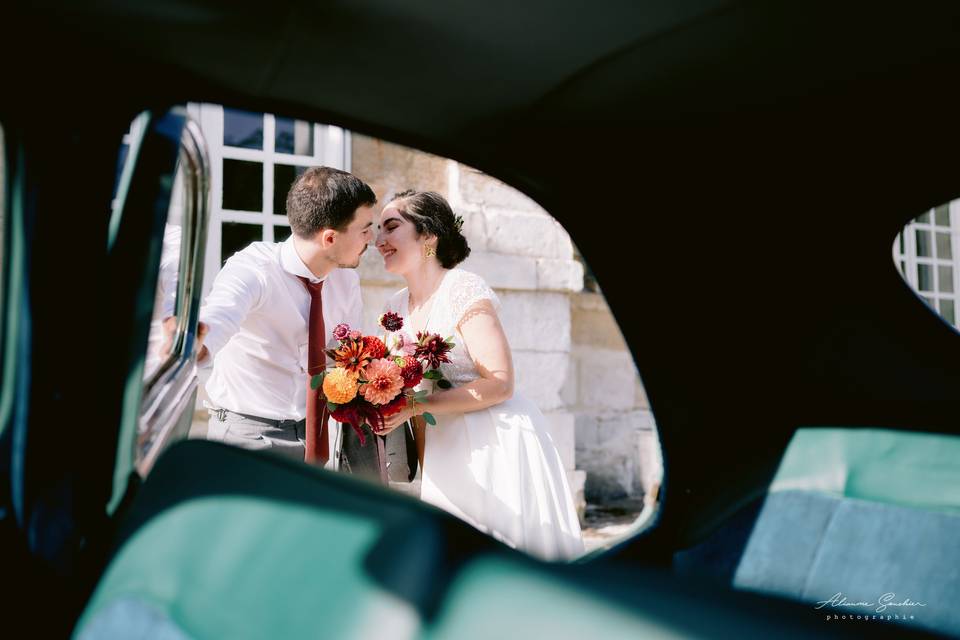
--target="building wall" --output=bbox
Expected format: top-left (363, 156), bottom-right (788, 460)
top-left (351, 134), bottom-right (663, 510)
top-left (565, 292), bottom-right (662, 501)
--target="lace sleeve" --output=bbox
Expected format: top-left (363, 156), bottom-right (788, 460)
top-left (447, 270), bottom-right (501, 327)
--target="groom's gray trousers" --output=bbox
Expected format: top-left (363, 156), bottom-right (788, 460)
top-left (207, 408), bottom-right (416, 482)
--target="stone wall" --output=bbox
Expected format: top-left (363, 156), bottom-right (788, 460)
top-left (351, 134), bottom-right (589, 515)
top-left (565, 292), bottom-right (662, 502)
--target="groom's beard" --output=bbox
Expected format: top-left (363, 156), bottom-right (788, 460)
top-left (336, 244), bottom-right (367, 269)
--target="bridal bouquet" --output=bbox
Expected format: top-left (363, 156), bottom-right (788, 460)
top-left (310, 311), bottom-right (453, 446)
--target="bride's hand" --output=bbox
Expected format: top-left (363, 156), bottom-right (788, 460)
top-left (376, 403), bottom-right (420, 435)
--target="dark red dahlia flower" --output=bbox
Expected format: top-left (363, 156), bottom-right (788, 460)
top-left (379, 311), bottom-right (404, 332)
top-left (415, 331), bottom-right (452, 370)
top-left (398, 355), bottom-right (424, 388)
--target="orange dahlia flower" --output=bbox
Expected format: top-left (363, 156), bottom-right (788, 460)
top-left (359, 359), bottom-right (404, 405)
top-left (322, 368), bottom-right (359, 404)
top-left (333, 339), bottom-right (373, 375)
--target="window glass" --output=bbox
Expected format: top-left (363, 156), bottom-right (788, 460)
top-left (274, 225), bottom-right (293, 243)
top-left (936, 232), bottom-right (952, 260)
top-left (221, 222), bottom-right (263, 266)
top-left (916, 229), bottom-right (932, 257)
top-left (223, 108), bottom-right (263, 150)
top-left (273, 164), bottom-right (308, 215)
top-left (222, 159), bottom-right (262, 212)
top-left (275, 117), bottom-right (314, 156)
top-left (893, 201), bottom-right (960, 330)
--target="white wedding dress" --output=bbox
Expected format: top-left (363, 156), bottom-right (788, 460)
top-left (385, 268), bottom-right (584, 561)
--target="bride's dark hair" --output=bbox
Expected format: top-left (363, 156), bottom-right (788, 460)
top-left (389, 190), bottom-right (471, 268)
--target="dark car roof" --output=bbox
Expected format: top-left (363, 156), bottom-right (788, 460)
top-left (7, 0), bottom-right (960, 547)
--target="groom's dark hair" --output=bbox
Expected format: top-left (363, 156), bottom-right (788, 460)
top-left (286, 166), bottom-right (377, 237)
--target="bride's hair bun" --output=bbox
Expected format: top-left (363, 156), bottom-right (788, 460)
top-left (390, 190), bottom-right (471, 268)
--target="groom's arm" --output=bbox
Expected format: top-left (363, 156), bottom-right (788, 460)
top-left (194, 258), bottom-right (267, 364)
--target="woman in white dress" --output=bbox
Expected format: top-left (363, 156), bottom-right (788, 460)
top-left (374, 190), bottom-right (584, 561)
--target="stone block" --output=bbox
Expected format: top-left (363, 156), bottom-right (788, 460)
top-left (634, 376), bottom-right (650, 410)
top-left (458, 167), bottom-right (542, 213)
top-left (571, 292), bottom-right (629, 350)
top-left (537, 258), bottom-right (583, 292)
top-left (459, 251), bottom-right (537, 290)
top-left (358, 249), bottom-right (404, 286)
top-left (460, 207), bottom-right (489, 252)
top-left (359, 285), bottom-right (398, 334)
top-left (544, 411), bottom-right (576, 471)
top-left (498, 291), bottom-right (570, 352)
top-left (574, 413), bottom-right (600, 450)
top-left (576, 409), bottom-right (661, 502)
top-left (484, 209), bottom-right (566, 258)
top-left (560, 359), bottom-right (579, 408)
top-left (577, 348), bottom-right (637, 410)
top-left (351, 134), bottom-right (449, 200)
top-left (567, 469), bottom-right (587, 521)
top-left (636, 427), bottom-right (664, 495)
top-left (512, 350), bottom-right (568, 412)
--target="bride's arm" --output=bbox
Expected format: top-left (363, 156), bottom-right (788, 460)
top-left (378, 298), bottom-right (513, 433)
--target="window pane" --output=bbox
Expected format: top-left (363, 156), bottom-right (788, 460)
top-left (221, 223), bottom-right (263, 265)
top-left (938, 265), bottom-right (954, 293)
top-left (936, 232), bottom-right (952, 260)
top-left (276, 117), bottom-right (314, 155)
top-left (922, 296), bottom-right (935, 308)
top-left (917, 211), bottom-right (931, 224)
top-left (223, 108), bottom-right (263, 150)
top-left (899, 261), bottom-right (906, 276)
top-left (898, 232), bottom-right (905, 254)
top-left (918, 264), bottom-right (933, 291)
top-left (274, 225), bottom-right (293, 243)
top-left (934, 204), bottom-right (951, 227)
top-left (222, 159), bottom-right (263, 212)
top-left (916, 229), bottom-right (932, 257)
top-left (940, 298), bottom-right (957, 325)
top-left (273, 164), bottom-right (308, 215)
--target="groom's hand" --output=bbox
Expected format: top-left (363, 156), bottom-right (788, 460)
top-left (160, 317), bottom-right (210, 362)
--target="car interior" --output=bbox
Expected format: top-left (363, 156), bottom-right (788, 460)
top-left (2, 2), bottom-right (959, 638)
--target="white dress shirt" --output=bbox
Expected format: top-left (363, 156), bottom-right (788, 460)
top-left (200, 237), bottom-right (362, 421)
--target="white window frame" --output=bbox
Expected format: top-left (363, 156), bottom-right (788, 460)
top-left (893, 199), bottom-right (960, 328)
top-left (194, 103), bottom-right (350, 297)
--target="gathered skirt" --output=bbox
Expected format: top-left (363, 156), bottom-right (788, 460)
top-left (420, 392), bottom-right (584, 561)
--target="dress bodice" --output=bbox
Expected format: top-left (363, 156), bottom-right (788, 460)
top-left (386, 268), bottom-right (501, 386)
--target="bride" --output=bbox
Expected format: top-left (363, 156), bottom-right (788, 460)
top-left (374, 190), bottom-right (584, 561)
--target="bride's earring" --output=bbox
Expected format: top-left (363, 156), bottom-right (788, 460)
top-left (423, 244), bottom-right (437, 259)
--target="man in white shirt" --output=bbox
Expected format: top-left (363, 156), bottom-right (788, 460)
top-left (193, 166), bottom-right (375, 464)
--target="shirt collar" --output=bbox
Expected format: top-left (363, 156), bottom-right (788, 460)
top-left (280, 236), bottom-right (326, 284)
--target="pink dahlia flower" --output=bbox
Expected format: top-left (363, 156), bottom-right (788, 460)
top-left (359, 358), bottom-right (404, 405)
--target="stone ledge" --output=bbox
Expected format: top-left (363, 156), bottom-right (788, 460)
top-left (458, 167), bottom-right (543, 213)
top-left (537, 257), bottom-right (583, 292)
top-left (460, 252), bottom-right (538, 290)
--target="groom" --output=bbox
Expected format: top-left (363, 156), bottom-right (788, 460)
top-left (187, 166), bottom-right (375, 465)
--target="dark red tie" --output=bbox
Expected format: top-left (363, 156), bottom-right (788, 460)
top-left (299, 277), bottom-right (329, 465)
